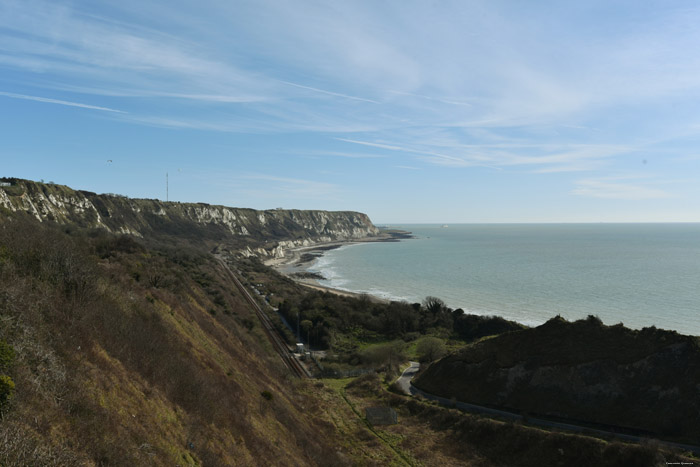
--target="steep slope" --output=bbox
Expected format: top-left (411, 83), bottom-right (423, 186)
top-left (0, 178), bottom-right (379, 257)
top-left (2, 187), bottom-right (697, 465)
top-left (0, 214), bottom-right (356, 465)
top-left (414, 315), bottom-right (700, 443)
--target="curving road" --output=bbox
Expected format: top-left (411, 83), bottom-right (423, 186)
top-left (395, 361), bottom-right (700, 456)
top-left (395, 361), bottom-right (420, 395)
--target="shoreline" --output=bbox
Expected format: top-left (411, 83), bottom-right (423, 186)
top-left (264, 227), bottom-right (699, 337)
top-left (266, 232), bottom-right (546, 322)
top-left (266, 229), bottom-right (411, 303)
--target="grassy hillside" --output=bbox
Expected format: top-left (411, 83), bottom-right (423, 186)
top-left (0, 212), bottom-right (360, 465)
top-left (340, 373), bottom-right (696, 467)
top-left (2, 183), bottom-right (697, 465)
top-left (414, 315), bottom-right (700, 444)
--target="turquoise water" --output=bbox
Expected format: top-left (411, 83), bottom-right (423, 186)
top-left (309, 224), bottom-right (700, 336)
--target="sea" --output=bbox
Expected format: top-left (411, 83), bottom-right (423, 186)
top-left (307, 224), bottom-right (700, 336)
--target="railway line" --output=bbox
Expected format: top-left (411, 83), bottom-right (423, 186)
top-left (215, 256), bottom-right (309, 379)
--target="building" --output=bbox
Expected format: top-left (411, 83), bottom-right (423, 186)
top-left (365, 407), bottom-right (398, 426)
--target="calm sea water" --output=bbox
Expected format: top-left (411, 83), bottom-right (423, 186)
top-left (308, 224), bottom-right (700, 336)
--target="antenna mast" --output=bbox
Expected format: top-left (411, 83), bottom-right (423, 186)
top-left (166, 172), bottom-right (169, 202)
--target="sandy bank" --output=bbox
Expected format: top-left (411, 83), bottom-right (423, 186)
top-left (267, 230), bottom-right (411, 303)
top-left (264, 230), bottom-right (409, 270)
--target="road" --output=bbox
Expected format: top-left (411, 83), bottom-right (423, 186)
top-left (395, 361), bottom-right (420, 395)
top-left (395, 361), bottom-right (700, 455)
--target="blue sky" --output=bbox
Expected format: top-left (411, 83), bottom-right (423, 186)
top-left (2, 0), bottom-right (700, 223)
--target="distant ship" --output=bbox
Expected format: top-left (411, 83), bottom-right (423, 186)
top-left (441, 224), bottom-right (449, 228)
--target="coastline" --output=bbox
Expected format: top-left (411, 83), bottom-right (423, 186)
top-left (266, 229), bottom-right (411, 303)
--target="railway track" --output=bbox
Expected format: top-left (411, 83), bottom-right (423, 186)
top-left (215, 256), bottom-right (309, 379)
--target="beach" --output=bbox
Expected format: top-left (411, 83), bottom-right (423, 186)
top-left (285, 223), bottom-right (700, 336)
top-left (265, 230), bottom-right (410, 302)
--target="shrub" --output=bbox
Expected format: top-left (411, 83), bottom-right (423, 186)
top-left (416, 337), bottom-right (447, 363)
top-left (0, 340), bottom-right (15, 371)
top-left (585, 314), bottom-right (604, 326)
top-left (0, 374), bottom-right (15, 408)
top-left (0, 340), bottom-right (15, 409)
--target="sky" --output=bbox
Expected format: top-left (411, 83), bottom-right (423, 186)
top-left (2, 0), bottom-right (700, 223)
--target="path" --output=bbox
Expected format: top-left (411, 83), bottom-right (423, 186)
top-left (395, 361), bottom-right (700, 455)
top-left (395, 361), bottom-right (420, 395)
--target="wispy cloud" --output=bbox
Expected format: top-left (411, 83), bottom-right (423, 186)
top-left (0, 1), bottom-right (274, 104)
top-left (396, 165), bottom-right (421, 170)
top-left (241, 174), bottom-right (339, 199)
top-left (386, 90), bottom-right (472, 107)
top-left (672, 153), bottom-right (700, 162)
top-left (279, 81), bottom-right (379, 104)
top-left (335, 138), bottom-right (405, 151)
top-left (336, 138), bottom-right (476, 167)
top-left (3, 0), bottom-right (699, 141)
top-left (152, 93), bottom-right (268, 103)
top-left (3, 0), bottom-right (700, 221)
top-left (121, 115), bottom-right (270, 133)
top-left (0, 91), bottom-right (125, 113)
top-left (311, 151), bottom-right (387, 159)
top-left (572, 176), bottom-right (673, 200)
top-left (338, 136), bottom-right (628, 172)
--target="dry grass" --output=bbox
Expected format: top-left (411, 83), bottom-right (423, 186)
top-left (338, 372), bottom-right (696, 467)
top-left (0, 215), bottom-right (358, 465)
top-left (2, 212), bottom-right (693, 466)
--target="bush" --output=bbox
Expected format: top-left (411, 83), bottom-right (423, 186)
top-left (0, 340), bottom-right (15, 410)
top-left (416, 337), bottom-right (447, 363)
top-left (0, 374), bottom-right (15, 408)
top-left (0, 340), bottom-right (15, 371)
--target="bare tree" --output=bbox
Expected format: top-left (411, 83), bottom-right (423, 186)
top-left (417, 337), bottom-right (447, 363)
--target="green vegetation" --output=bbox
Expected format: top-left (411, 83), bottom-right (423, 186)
top-left (415, 314), bottom-right (700, 444)
top-left (0, 374), bottom-right (14, 408)
top-left (0, 213), bottom-right (355, 465)
top-left (279, 292), bottom-right (524, 349)
top-left (0, 177), bottom-right (379, 250)
top-left (0, 339), bottom-right (15, 371)
top-left (276, 291), bottom-right (524, 376)
top-left (415, 337), bottom-right (446, 363)
top-left (0, 324), bottom-right (17, 411)
top-left (2, 179), bottom-right (695, 465)
top-left (338, 372), bottom-right (693, 467)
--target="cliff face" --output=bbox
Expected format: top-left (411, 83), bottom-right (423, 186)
top-left (0, 178), bottom-right (379, 257)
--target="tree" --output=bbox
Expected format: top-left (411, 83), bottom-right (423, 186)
top-left (300, 319), bottom-right (313, 346)
top-left (423, 296), bottom-right (446, 315)
top-left (361, 341), bottom-right (408, 375)
top-left (421, 296), bottom-right (449, 330)
top-left (416, 337), bottom-right (447, 364)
